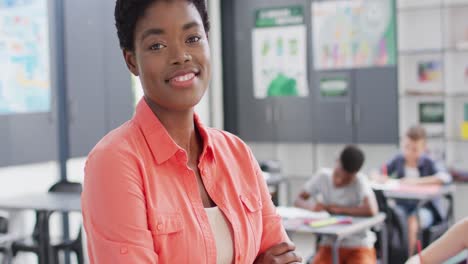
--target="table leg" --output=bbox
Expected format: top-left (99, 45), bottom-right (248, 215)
top-left (332, 239), bottom-right (340, 264)
top-left (379, 223), bottom-right (388, 264)
top-left (37, 211), bottom-right (51, 264)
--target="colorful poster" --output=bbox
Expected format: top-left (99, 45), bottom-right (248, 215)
top-left (462, 103), bottom-right (468, 139)
top-left (252, 6), bottom-right (308, 99)
top-left (419, 102), bottom-right (444, 124)
top-left (0, 0), bottom-right (51, 114)
top-left (312, 0), bottom-right (396, 70)
top-left (418, 60), bottom-right (441, 83)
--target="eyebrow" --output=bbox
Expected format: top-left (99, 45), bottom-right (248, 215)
top-left (140, 21), bottom-right (201, 41)
top-left (182, 21), bottom-right (201, 31)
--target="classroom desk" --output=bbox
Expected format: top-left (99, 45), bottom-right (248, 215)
top-left (0, 193), bottom-right (81, 264)
top-left (380, 184), bottom-right (456, 223)
top-left (283, 212), bottom-right (387, 264)
top-left (375, 183), bottom-right (456, 243)
top-left (382, 184), bottom-right (456, 202)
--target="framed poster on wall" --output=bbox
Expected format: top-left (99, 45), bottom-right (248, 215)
top-left (0, 0), bottom-right (51, 114)
top-left (252, 6), bottom-right (309, 99)
top-left (312, 0), bottom-right (397, 70)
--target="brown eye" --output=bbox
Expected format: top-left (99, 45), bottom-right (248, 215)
top-left (186, 36), bottom-right (201, 44)
top-left (150, 43), bottom-right (166, 51)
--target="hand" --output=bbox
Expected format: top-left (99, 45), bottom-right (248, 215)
top-left (399, 178), bottom-right (419, 185)
top-left (326, 205), bottom-right (343, 215)
top-left (254, 241), bottom-right (302, 264)
top-left (314, 203), bottom-right (327, 212)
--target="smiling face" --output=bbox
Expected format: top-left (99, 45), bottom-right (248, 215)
top-left (123, 0), bottom-right (211, 112)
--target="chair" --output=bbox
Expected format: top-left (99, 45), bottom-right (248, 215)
top-left (373, 189), bottom-right (409, 264)
top-left (12, 181), bottom-right (84, 264)
top-left (0, 216), bottom-right (14, 264)
top-left (258, 160), bottom-right (283, 205)
top-left (421, 192), bottom-right (454, 248)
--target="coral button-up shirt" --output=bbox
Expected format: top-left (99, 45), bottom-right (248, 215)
top-left (82, 99), bottom-right (289, 263)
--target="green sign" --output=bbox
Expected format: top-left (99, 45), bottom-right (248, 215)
top-left (320, 77), bottom-right (349, 98)
top-left (255, 6), bottom-right (304, 28)
top-left (464, 103), bottom-right (468, 122)
top-left (419, 102), bottom-right (444, 124)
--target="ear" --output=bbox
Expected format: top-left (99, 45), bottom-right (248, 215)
top-left (123, 49), bottom-right (139, 76)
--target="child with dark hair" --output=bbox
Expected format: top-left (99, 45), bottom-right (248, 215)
top-left (295, 145), bottom-right (379, 264)
top-left (382, 125), bottom-right (452, 256)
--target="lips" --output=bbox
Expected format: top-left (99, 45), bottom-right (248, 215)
top-left (166, 68), bottom-right (200, 83)
top-left (165, 68), bottom-right (201, 88)
top-left (173, 72), bottom-right (196, 82)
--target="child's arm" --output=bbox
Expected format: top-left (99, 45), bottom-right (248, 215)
top-left (294, 171), bottom-right (325, 212)
top-left (401, 176), bottom-right (445, 185)
top-left (406, 218), bottom-right (468, 264)
top-left (327, 196), bottom-right (378, 217)
top-left (401, 161), bottom-right (451, 186)
top-left (294, 191), bottom-right (314, 211)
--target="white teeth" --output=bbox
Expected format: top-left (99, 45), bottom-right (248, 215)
top-left (174, 73), bottom-right (195, 82)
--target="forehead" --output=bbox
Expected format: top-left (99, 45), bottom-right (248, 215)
top-left (404, 137), bottom-right (424, 146)
top-left (136, 1), bottom-right (202, 31)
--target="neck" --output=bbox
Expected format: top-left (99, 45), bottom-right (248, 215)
top-left (145, 97), bottom-right (198, 155)
top-left (405, 158), bottom-right (419, 168)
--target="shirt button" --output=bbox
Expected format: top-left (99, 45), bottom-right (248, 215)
top-left (120, 247), bottom-right (128, 254)
top-left (157, 223), bottom-right (163, 230)
top-left (237, 255), bottom-right (241, 261)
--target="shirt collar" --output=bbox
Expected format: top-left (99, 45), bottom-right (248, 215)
top-left (133, 98), bottom-right (214, 165)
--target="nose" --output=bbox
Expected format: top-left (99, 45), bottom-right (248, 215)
top-left (169, 43), bottom-right (192, 65)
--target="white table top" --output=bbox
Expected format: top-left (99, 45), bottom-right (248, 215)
top-left (283, 212), bottom-right (386, 239)
top-left (382, 184), bottom-right (456, 201)
top-left (0, 193), bottom-right (81, 212)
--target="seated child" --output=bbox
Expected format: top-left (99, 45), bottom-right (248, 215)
top-left (294, 145), bottom-right (379, 264)
top-left (382, 125), bottom-right (452, 256)
top-left (406, 217), bottom-right (468, 264)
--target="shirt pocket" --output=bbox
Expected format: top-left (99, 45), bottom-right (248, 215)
top-left (149, 211), bottom-right (184, 255)
top-left (240, 193), bottom-right (263, 252)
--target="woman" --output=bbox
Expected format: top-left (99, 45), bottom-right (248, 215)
top-left (81, 0), bottom-right (302, 263)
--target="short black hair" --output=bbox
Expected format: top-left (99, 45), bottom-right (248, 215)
top-left (115, 0), bottom-right (210, 51)
top-left (340, 145), bottom-right (365, 174)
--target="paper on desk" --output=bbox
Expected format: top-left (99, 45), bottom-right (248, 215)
top-left (276, 206), bottom-right (330, 220)
top-left (371, 178), bottom-right (400, 190)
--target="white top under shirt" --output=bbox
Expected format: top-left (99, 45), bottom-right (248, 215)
top-left (405, 166), bottom-right (421, 179)
top-left (204, 206), bottom-right (234, 264)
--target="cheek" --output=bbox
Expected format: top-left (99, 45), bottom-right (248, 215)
top-left (138, 55), bottom-right (164, 80)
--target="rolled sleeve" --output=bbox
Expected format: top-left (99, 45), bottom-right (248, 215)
top-left (434, 162), bottom-right (453, 184)
top-left (435, 171), bottom-right (452, 184)
top-left (82, 149), bottom-right (158, 264)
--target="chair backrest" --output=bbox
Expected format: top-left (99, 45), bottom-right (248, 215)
top-left (372, 189), bottom-right (409, 263)
top-left (258, 160), bottom-right (281, 174)
top-left (0, 216), bottom-right (8, 234)
top-left (32, 181), bottom-right (82, 240)
top-left (48, 181), bottom-right (82, 194)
